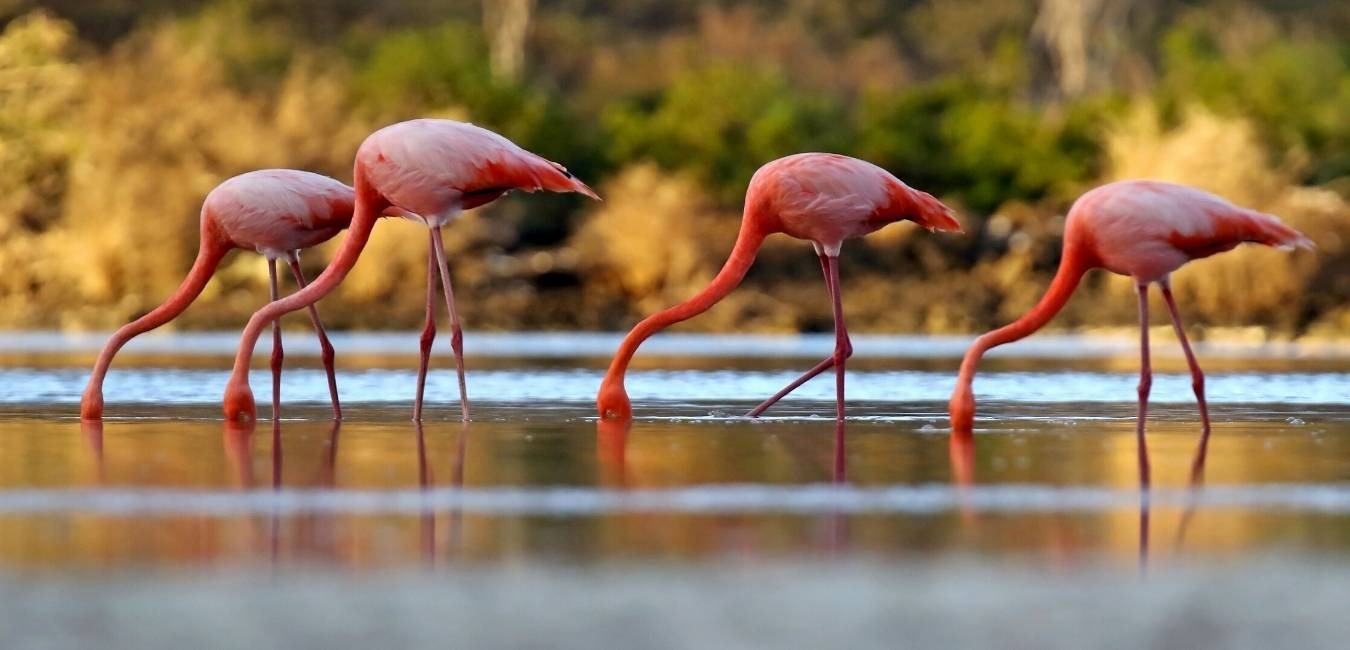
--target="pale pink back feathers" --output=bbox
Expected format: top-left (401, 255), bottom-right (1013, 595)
top-left (1071, 180), bottom-right (1312, 281)
top-left (205, 169), bottom-right (355, 257)
top-left (355, 119), bottom-right (598, 221)
top-left (749, 153), bottom-right (961, 254)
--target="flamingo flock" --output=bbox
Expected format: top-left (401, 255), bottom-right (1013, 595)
top-left (80, 117), bottom-right (1314, 482)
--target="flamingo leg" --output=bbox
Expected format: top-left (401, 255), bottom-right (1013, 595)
top-left (413, 230), bottom-right (438, 421)
top-left (1159, 282), bottom-right (1211, 481)
top-left (746, 254), bottom-right (853, 417)
top-left (430, 227), bottom-right (470, 421)
top-left (268, 259), bottom-right (284, 422)
top-left (826, 255), bottom-right (849, 420)
top-left (1134, 282), bottom-right (1152, 487)
top-left (286, 252), bottom-right (342, 421)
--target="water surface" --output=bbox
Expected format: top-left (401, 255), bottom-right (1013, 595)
top-left (0, 332), bottom-right (1346, 571)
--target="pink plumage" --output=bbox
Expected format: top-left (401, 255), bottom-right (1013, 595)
top-left (356, 119), bottom-right (598, 224)
top-left (1071, 180), bottom-right (1313, 282)
top-left (751, 153), bottom-right (962, 255)
top-left (208, 169), bottom-right (355, 257)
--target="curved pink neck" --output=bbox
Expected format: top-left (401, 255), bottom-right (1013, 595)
top-left (955, 245), bottom-right (1093, 390)
top-left (85, 234), bottom-right (231, 394)
top-left (227, 173), bottom-right (387, 383)
top-left (602, 224), bottom-right (767, 389)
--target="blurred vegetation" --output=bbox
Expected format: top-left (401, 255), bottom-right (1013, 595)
top-left (0, 0), bottom-right (1346, 338)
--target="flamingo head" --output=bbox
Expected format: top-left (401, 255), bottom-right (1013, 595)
top-left (596, 378), bottom-right (633, 421)
top-left (948, 383), bottom-right (976, 436)
top-left (223, 380), bottom-right (257, 423)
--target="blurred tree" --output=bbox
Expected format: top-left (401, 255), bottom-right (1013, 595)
top-left (484, 0), bottom-right (534, 82)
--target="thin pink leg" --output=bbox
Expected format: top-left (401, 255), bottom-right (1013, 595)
top-left (1136, 281), bottom-right (1153, 572)
top-left (825, 255), bottom-right (849, 420)
top-left (1159, 282), bottom-right (1211, 482)
top-left (747, 254), bottom-right (852, 417)
top-left (413, 231), bottom-right (437, 421)
top-left (286, 253), bottom-right (341, 421)
top-left (430, 228), bottom-right (469, 421)
top-left (268, 259), bottom-right (284, 422)
top-left (1134, 282), bottom-right (1152, 488)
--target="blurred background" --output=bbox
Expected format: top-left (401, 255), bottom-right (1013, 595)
top-left (0, 0), bottom-right (1346, 338)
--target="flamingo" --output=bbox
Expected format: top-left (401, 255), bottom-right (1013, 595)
top-left (222, 119), bottom-right (598, 423)
top-left (597, 153), bottom-right (962, 421)
top-left (948, 180), bottom-right (1313, 482)
top-left (81, 169), bottom-right (358, 421)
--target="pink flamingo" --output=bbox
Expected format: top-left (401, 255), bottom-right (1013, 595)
top-left (949, 180), bottom-right (1313, 482)
top-left (222, 119), bottom-right (598, 423)
top-left (597, 153), bottom-right (962, 421)
top-left (81, 169), bottom-right (357, 421)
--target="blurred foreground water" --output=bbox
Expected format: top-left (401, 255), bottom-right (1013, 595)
top-left (0, 332), bottom-right (1345, 572)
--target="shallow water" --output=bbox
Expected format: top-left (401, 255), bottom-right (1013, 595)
top-left (0, 332), bottom-right (1347, 572)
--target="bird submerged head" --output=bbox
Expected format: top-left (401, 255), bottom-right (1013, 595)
top-left (948, 383), bottom-right (976, 437)
top-left (596, 378), bottom-right (633, 421)
top-left (223, 381), bottom-right (257, 424)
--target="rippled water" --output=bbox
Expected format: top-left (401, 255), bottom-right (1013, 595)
top-left (0, 332), bottom-right (1347, 571)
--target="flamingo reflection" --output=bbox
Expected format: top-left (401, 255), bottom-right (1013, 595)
top-left (80, 420), bottom-right (105, 484)
top-left (415, 421), bottom-right (434, 565)
top-left (1174, 429), bottom-right (1214, 552)
top-left (596, 418), bottom-right (631, 489)
top-left (414, 421), bottom-right (469, 566)
top-left (948, 432), bottom-right (976, 528)
top-left (761, 419), bottom-right (850, 554)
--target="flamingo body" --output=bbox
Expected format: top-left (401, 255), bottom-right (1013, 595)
top-left (222, 119), bottom-right (598, 423)
top-left (757, 153), bottom-right (959, 255)
top-left (1073, 180), bottom-right (1310, 282)
top-left (208, 170), bottom-right (355, 258)
top-left (949, 179), bottom-right (1313, 483)
top-left (357, 119), bottom-right (596, 224)
top-left (597, 152), bottom-right (962, 421)
top-left (81, 169), bottom-right (354, 420)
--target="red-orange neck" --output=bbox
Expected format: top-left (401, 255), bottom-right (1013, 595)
top-left (956, 244), bottom-right (1095, 389)
top-left (598, 222), bottom-right (769, 416)
top-left (82, 229), bottom-right (232, 419)
top-left (223, 170), bottom-right (389, 422)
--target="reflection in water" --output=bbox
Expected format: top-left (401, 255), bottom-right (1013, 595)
top-left (600, 417), bottom-right (854, 556)
top-left (596, 418), bottom-right (630, 489)
top-left (414, 421), bottom-right (469, 566)
top-left (415, 421), bottom-right (434, 565)
top-left (949, 433), bottom-right (976, 529)
top-left (0, 402), bottom-right (1345, 569)
top-left (80, 420), bottom-right (105, 484)
top-left (1174, 431), bottom-right (1214, 552)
